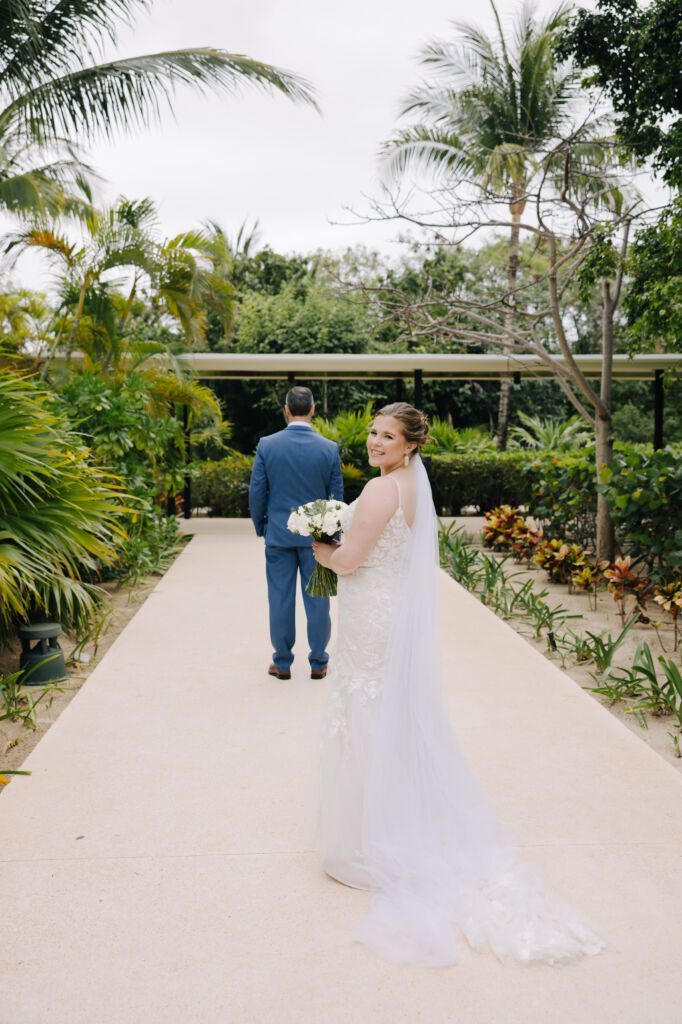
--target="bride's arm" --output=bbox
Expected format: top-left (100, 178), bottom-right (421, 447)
top-left (313, 477), bottom-right (398, 575)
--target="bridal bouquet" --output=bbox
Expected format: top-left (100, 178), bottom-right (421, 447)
top-left (287, 498), bottom-right (348, 597)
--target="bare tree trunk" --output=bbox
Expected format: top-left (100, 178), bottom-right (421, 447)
top-left (496, 194), bottom-right (525, 450)
top-left (595, 281), bottom-right (615, 561)
top-left (496, 378), bottom-right (512, 449)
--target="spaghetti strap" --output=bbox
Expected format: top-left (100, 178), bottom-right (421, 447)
top-left (388, 473), bottom-right (402, 509)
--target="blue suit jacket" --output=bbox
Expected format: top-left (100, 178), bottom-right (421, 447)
top-left (249, 424), bottom-right (344, 547)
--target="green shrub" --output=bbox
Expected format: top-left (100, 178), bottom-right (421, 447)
top-left (0, 373), bottom-right (125, 642)
top-left (193, 452), bottom-right (254, 516)
top-left (525, 449), bottom-right (599, 548)
top-left (424, 419), bottom-right (496, 455)
top-left (601, 445), bottom-right (682, 578)
top-left (315, 403), bottom-right (374, 467)
top-left (55, 370), bottom-right (224, 579)
top-left (525, 443), bottom-right (682, 577)
top-left (429, 451), bottom-right (536, 514)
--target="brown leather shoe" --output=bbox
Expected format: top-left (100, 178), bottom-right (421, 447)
top-left (310, 666), bottom-right (328, 680)
top-left (268, 663), bottom-right (291, 680)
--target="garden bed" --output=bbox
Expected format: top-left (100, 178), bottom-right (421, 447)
top-left (445, 519), bottom-right (682, 773)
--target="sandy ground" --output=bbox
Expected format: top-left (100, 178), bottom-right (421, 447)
top-left (1, 577), bottom-right (159, 776)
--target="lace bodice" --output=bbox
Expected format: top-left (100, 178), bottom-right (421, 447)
top-left (339, 497), bottom-right (410, 569)
top-left (323, 494), bottom-right (410, 747)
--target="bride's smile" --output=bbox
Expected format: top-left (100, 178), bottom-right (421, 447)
top-left (367, 415), bottom-right (416, 472)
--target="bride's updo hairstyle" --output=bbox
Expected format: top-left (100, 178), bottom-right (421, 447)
top-left (376, 402), bottom-right (430, 458)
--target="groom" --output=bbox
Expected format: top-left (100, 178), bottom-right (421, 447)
top-left (249, 386), bottom-right (344, 681)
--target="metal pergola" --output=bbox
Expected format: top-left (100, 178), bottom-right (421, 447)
top-left (160, 352), bottom-right (681, 516)
top-left (178, 351), bottom-right (681, 447)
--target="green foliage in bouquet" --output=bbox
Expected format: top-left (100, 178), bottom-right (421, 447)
top-left (0, 373), bottom-right (126, 643)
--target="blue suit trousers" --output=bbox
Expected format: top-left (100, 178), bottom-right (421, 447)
top-left (265, 545), bottom-right (331, 672)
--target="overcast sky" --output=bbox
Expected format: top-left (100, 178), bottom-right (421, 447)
top-left (8, 0), bottom-right (601, 291)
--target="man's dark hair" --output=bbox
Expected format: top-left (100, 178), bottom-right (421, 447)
top-left (285, 386), bottom-right (314, 416)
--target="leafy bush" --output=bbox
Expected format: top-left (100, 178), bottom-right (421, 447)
top-left (525, 443), bottom-right (682, 576)
top-left (525, 449), bottom-right (598, 548)
top-left (315, 403), bottom-right (374, 467)
top-left (600, 445), bottom-right (682, 578)
top-left (424, 419), bottom-right (496, 455)
top-left (193, 452), bottom-right (254, 516)
top-left (509, 411), bottom-right (592, 450)
top-left (55, 370), bottom-right (225, 578)
top-left (0, 373), bottom-right (125, 642)
top-left (429, 451), bottom-right (536, 513)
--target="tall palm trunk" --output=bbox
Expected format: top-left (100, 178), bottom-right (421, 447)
top-left (64, 276), bottom-right (89, 363)
top-left (496, 192), bottom-right (525, 450)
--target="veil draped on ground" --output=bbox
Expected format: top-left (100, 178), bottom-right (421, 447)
top-left (353, 456), bottom-right (605, 966)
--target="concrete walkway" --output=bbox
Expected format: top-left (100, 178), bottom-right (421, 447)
top-left (2, 520), bottom-right (681, 1024)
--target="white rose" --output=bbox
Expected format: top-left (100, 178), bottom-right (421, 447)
top-left (322, 511), bottom-right (341, 535)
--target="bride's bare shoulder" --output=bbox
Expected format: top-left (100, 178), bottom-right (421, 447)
top-left (357, 475), bottom-right (399, 513)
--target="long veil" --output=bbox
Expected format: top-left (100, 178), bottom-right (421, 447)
top-left (353, 456), bottom-right (605, 966)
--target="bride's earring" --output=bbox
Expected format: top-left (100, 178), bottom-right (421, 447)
top-left (403, 452), bottom-right (410, 467)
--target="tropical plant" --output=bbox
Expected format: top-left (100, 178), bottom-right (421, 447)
top-left (534, 538), bottom-right (587, 584)
top-left (7, 196), bottom-right (239, 373)
top-left (509, 411), bottom-right (592, 450)
top-left (425, 419), bottom-right (496, 455)
top-left (599, 445), bottom-right (682, 577)
top-left (0, 0), bottom-right (315, 222)
top-left (482, 505), bottom-right (525, 551)
top-left (603, 555), bottom-right (651, 626)
top-left (581, 616), bottom-right (639, 681)
top-left (385, 0), bottom-right (577, 448)
top-left (0, 285), bottom-right (52, 356)
top-left (315, 403), bottom-right (375, 468)
top-left (193, 450), bottom-right (255, 517)
top-left (570, 562), bottom-right (605, 611)
top-left (653, 580), bottom-right (682, 651)
top-left (0, 371), bottom-right (126, 641)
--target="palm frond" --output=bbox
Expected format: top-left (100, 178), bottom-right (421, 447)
top-left (0, 49), bottom-right (317, 145)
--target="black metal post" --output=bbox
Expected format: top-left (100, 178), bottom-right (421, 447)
top-left (653, 369), bottom-right (664, 450)
top-left (182, 403), bottom-right (191, 519)
top-left (413, 368), bottom-right (423, 408)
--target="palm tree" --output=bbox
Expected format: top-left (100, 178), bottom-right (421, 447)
top-left (7, 195), bottom-right (240, 372)
top-left (0, 371), bottom-right (124, 642)
top-left (385, 0), bottom-right (576, 449)
top-left (0, 0), bottom-right (316, 220)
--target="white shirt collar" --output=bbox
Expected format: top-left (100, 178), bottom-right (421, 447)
top-left (286, 421), bottom-right (313, 429)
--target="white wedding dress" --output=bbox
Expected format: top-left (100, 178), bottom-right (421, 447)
top-left (314, 461), bottom-right (606, 968)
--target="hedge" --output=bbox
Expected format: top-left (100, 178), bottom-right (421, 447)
top-left (429, 451), bottom-right (536, 514)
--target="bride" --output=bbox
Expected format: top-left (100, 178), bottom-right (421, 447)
top-left (311, 402), bottom-right (605, 968)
